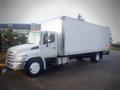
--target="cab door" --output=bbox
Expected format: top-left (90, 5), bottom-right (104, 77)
top-left (41, 31), bottom-right (57, 58)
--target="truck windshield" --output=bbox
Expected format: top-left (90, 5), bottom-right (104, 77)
top-left (27, 31), bottom-right (41, 45)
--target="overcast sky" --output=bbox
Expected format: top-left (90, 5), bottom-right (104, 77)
top-left (0, 0), bottom-right (119, 42)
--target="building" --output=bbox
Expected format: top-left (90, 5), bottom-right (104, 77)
top-left (0, 24), bottom-right (31, 36)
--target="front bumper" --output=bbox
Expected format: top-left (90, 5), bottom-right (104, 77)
top-left (6, 60), bottom-right (25, 70)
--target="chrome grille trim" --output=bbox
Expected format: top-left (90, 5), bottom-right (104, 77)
top-left (6, 51), bottom-right (15, 61)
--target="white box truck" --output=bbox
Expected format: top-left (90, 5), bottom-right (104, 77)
top-left (6, 16), bottom-right (111, 77)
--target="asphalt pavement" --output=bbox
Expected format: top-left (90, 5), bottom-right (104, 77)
top-left (0, 50), bottom-right (120, 90)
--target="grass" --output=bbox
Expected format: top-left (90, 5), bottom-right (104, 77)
top-left (0, 52), bottom-right (6, 63)
top-left (0, 63), bottom-right (6, 66)
top-left (0, 53), bottom-right (6, 70)
top-left (110, 47), bottom-right (120, 51)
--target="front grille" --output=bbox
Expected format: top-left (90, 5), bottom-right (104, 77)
top-left (7, 51), bottom-right (15, 61)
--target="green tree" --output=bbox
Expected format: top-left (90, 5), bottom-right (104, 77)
top-left (0, 31), bottom-right (2, 52)
top-left (2, 29), bottom-right (17, 50)
top-left (15, 34), bottom-right (27, 45)
top-left (1, 29), bottom-right (27, 52)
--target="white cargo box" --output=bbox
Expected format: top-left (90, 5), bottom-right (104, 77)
top-left (41, 16), bottom-right (111, 56)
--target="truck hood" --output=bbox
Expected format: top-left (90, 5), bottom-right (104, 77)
top-left (8, 44), bottom-right (39, 54)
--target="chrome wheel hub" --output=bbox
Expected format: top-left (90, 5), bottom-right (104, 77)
top-left (30, 62), bottom-right (40, 74)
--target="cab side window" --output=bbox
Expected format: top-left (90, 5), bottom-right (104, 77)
top-left (43, 32), bottom-right (55, 44)
top-left (43, 32), bottom-right (48, 44)
top-left (48, 33), bottom-right (55, 43)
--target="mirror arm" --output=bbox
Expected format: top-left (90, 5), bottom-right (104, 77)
top-left (46, 44), bottom-right (48, 47)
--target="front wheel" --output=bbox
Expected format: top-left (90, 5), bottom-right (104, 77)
top-left (90, 53), bottom-right (100, 63)
top-left (24, 58), bottom-right (44, 77)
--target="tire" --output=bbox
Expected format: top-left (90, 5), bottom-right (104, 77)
top-left (90, 53), bottom-right (100, 63)
top-left (100, 52), bottom-right (103, 59)
top-left (105, 51), bottom-right (109, 55)
top-left (24, 58), bottom-right (44, 77)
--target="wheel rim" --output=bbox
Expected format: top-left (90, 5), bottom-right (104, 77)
top-left (96, 53), bottom-right (100, 61)
top-left (30, 62), bottom-right (40, 74)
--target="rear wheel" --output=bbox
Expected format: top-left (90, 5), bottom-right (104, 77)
top-left (90, 53), bottom-right (100, 63)
top-left (24, 58), bottom-right (44, 77)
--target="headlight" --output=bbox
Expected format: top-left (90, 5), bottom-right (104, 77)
top-left (15, 54), bottom-right (28, 61)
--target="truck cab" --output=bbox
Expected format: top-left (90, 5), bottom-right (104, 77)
top-left (6, 31), bottom-right (58, 76)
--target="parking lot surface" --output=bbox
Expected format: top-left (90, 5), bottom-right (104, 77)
top-left (0, 50), bottom-right (120, 90)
